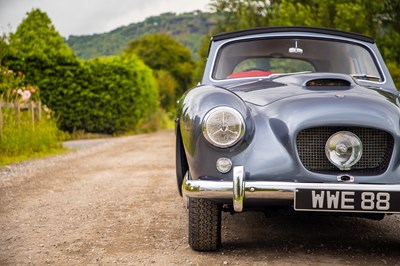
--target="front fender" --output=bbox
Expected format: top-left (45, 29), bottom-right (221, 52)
top-left (176, 85), bottom-right (254, 180)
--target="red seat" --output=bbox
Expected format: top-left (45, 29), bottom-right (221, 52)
top-left (227, 70), bottom-right (276, 79)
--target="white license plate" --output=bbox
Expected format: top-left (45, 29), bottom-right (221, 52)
top-left (295, 189), bottom-right (400, 213)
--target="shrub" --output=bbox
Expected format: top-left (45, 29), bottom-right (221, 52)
top-left (3, 9), bottom-right (161, 134)
top-left (81, 55), bottom-right (160, 133)
top-left (38, 55), bottom-right (160, 134)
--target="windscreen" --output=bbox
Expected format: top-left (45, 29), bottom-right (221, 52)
top-left (212, 38), bottom-right (382, 81)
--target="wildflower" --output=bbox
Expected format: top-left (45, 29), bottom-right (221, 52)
top-left (17, 89), bottom-right (23, 95)
top-left (22, 90), bottom-right (31, 101)
top-left (28, 86), bottom-right (36, 93)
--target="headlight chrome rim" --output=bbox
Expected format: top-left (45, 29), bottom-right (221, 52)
top-left (325, 131), bottom-right (363, 170)
top-left (202, 106), bottom-right (245, 148)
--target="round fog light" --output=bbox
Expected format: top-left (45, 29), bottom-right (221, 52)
top-left (325, 131), bottom-right (363, 170)
top-left (216, 158), bottom-right (232, 173)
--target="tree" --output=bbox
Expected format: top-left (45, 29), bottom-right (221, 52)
top-left (209, 0), bottom-right (281, 32)
top-left (3, 8), bottom-right (80, 106)
top-left (206, 0), bottom-right (400, 88)
top-left (124, 34), bottom-right (195, 102)
top-left (3, 9), bottom-right (161, 133)
top-left (5, 9), bottom-right (78, 86)
top-left (193, 35), bottom-right (212, 83)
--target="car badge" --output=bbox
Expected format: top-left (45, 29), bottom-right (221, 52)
top-left (335, 94), bottom-right (345, 98)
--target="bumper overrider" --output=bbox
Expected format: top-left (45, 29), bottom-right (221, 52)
top-left (183, 166), bottom-right (400, 213)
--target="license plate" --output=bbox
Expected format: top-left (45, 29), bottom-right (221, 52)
top-left (295, 189), bottom-right (400, 213)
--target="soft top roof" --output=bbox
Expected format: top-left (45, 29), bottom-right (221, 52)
top-left (212, 26), bottom-right (375, 43)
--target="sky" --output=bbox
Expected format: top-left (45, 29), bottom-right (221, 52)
top-left (0, 0), bottom-right (211, 38)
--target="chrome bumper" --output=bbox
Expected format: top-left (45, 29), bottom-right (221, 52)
top-left (182, 166), bottom-right (400, 212)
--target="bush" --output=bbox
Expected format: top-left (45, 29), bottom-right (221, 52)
top-left (82, 55), bottom-right (160, 133)
top-left (3, 9), bottom-right (161, 134)
top-left (124, 33), bottom-right (195, 102)
top-left (23, 55), bottom-right (159, 134)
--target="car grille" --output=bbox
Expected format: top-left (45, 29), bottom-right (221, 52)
top-left (296, 127), bottom-right (394, 175)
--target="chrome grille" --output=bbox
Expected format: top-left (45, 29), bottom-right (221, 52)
top-left (296, 127), bottom-right (394, 174)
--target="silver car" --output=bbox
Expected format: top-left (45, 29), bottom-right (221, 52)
top-left (175, 26), bottom-right (400, 251)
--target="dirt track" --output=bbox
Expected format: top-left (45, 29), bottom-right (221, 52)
top-left (1, 130), bottom-right (400, 265)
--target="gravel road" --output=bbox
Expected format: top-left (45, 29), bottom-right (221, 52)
top-left (1, 130), bottom-right (400, 265)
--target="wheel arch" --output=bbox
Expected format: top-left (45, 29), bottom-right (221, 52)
top-left (176, 123), bottom-right (189, 196)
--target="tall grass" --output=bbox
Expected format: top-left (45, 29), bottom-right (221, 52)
top-left (0, 108), bottom-right (64, 166)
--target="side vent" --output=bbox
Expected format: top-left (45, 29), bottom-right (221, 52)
top-left (306, 78), bottom-right (351, 87)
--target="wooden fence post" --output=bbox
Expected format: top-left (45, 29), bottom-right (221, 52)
top-left (0, 100), bottom-right (41, 134)
top-left (14, 100), bottom-right (20, 123)
top-left (35, 101), bottom-right (42, 122)
top-left (29, 101), bottom-right (35, 124)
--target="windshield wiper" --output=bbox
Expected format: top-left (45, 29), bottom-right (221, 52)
top-left (268, 71), bottom-right (313, 79)
top-left (351, 73), bottom-right (381, 82)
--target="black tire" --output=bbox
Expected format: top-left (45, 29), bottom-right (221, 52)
top-left (188, 198), bottom-right (222, 251)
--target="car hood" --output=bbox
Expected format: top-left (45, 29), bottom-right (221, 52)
top-left (225, 73), bottom-right (400, 107)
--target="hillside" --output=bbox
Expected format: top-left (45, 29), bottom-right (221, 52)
top-left (66, 11), bottom-right (219, 60)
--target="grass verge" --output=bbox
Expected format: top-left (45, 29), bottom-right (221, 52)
top-left (0, 110), bottom-right (65, 167)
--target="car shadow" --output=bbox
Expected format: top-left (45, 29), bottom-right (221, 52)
top-left (220, 211), bottom-right (400, 260)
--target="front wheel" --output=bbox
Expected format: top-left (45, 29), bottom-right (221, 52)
top-left (188, 198), bottom-right (222, 251)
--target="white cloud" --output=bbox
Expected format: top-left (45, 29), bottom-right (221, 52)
top-left (0, 0), bottom-right (210, 37)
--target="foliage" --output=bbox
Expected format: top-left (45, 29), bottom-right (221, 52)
top-left (155, 70), bottom-right (178, 114)
top-left (0, 33), bottom-right (10, 67)
top-left (209, 0), bottom-right (275, 32)
top-left (28, 55), bottom-right (159, 134)
top-left (207, 0), bottom-right (400, 87)
top-left (193, 35), bottom-right (212, 83)
top-left (66, 11), bottom-right (219, 60)
top-left (82, 55), bottom-right (159, 133)
top-left (124, 33), bottom-right (195, 106)
top-left (0, 66), bottom-right (39, 102)
top-left (0, 109), bottom-right (63, 161)
top-left (0, 28), bottom-right (62, 165)
top-left (5, 9), bottom-right (77, 86)
top-left (2, 9), bottom-right (161, 134)
top-left (387, 62), bottom-right (400, 89)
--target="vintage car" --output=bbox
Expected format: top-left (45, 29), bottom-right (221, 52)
top-left (175, 26), bottom-right (400, 251)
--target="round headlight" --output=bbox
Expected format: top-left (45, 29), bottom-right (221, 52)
top-left (202, 107), bottom-right (245, 148)
top-left (325, 131), bottom-right (363, 170)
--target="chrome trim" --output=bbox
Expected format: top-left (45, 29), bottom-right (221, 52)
top-left (337, 174), bottom-right (355, 183)
top-left (202, 106), bottom-right (246, 148)
top-left (233, 166), bottom-right (244, 212)
top-left (182, 174), bottom-right (400, 211)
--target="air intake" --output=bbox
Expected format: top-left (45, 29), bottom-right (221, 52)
top-left (306, 78), bottom-right (351, 87)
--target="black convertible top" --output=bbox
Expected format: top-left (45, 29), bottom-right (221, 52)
top-left (212, 26), bottom-right (375, 43)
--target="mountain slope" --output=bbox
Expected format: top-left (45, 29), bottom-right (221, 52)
top-left (66, 11), bottom-right (218, 60)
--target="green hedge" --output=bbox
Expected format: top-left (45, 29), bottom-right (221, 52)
top-left (39, 55), bottom-right (159, 134)
top-left (2, 9), bottom-right (160, 134)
